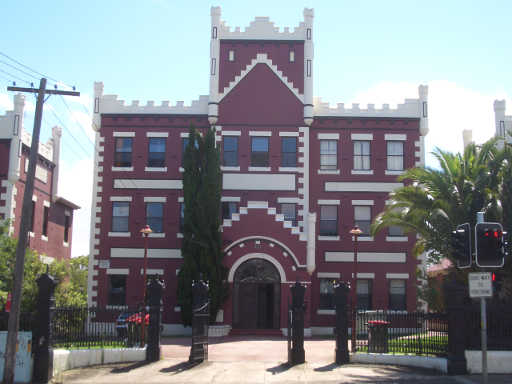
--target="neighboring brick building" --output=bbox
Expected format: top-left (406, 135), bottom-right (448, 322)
top-left (88, 7), bottom-right (429, 335)
top-left (0, 94), bottom-right (79, 261)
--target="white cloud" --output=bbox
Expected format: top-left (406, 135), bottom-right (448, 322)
top-left (348, 80), bottom-right (511, 168)
top-left (0, 92), bottom-right (13, 111)
top-left (58, 157), bottom-right (93, 257)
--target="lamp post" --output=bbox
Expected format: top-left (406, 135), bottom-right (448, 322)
top-left (140, 225), bottom-right (152, 346)
top-left (349, 225), bottom-right (362, 353)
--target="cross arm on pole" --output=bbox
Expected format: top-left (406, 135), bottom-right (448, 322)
top-left (7, 86), bottom-right (80, 97)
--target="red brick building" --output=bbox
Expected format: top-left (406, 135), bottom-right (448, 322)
top-left (88, 7), bottom-right (429, 335)
top-left (0, 94), bottom-right (79, 261)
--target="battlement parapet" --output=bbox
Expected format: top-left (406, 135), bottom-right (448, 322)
top-left (97, 94), bottom-right (209, 115)
top-left (313, 97), bottom-right (423, 118)
top-left (21, 130), bottom-right (54, 161)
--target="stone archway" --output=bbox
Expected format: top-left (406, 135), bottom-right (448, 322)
top-left (233, 258), bottom-right (281, 329)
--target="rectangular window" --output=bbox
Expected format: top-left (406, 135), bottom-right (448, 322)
top-left (228, 50), bottom-right (235, 62)
top-left (388, 225), bottom-right (404, 237)
top-left (108, 275), bottom-right (126, 306)
top-left (42, 206), bottom-right (49, 237)
top-left (319, 205), bottom-right (337, 236)
top-left (319, 279), bottom-right (335, 309)
top-left (114, 138), bottom-right (133, 167)
top-left (222, 202), bottom-right (237, 220)
top-left (64, 215), bottom-right (70, 243)
top-left (353, 140), bottom-right (371, 170)
top-left (357, 279), bottom-right (373, 310)
top-left (179, 203), bottom-right (184, 233)
top-left (251, 137), bottom-right (269, 167)
top-left (387, 141), bottom-right (404, 171)
top-left (281, 137), bottom-right (297, 167)
top-left (320, 140), bottom-right (337, 170)
top-left (148, 137), bottom-right (166, 167)
top-left (280, 203), bottom-right (297, 226)
top-left (112, 202), bottom-right (129, 232)
top-left (30, 201), bottom-right (35, 232)
top-left (211, 58), bottom-right (216, 75)
top-left (389, 279), bottom-right (407, 310)
top-left (182, 137), bottom-right (199, 164)
top-left (289, 50), bottom-right (295, 62)
top-left (306, 59), bottom-right (312, 77)
top-left (354, 206), bottom-right (371, 236)
top-left (223, 136), bottom-right (238, 166)
top-left (146, 202), bottom-right (164, 233)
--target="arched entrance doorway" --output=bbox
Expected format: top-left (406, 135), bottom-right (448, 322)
top-left (233, 258), bottom-right (281, 329)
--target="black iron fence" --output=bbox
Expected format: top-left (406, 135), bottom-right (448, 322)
top-left (51, 306), bottom-right (146, 349)
top-left (0, 311), bottom-right (34, 331)
top-left (466, 303), bottom-right (512, 351)
top-left (353, 310), bottom-right (448, 356)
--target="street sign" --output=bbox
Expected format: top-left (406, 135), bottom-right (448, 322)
top-left (469, 272), bottom-right (493, 298)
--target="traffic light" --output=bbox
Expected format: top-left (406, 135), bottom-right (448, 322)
top-left (475, 222), bottom-right (505, 267)
top-left (451, 223), bottom-right (471, 268)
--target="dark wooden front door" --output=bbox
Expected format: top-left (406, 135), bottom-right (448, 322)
top-left (233, 259), bottom-right (281, 329)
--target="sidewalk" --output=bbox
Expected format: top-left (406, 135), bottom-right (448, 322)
top-left (58, 359), bottom-right (512, 384)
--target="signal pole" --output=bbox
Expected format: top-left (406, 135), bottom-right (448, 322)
top-left (476, 211), bottom-right (488, 384)
top-left (3, 79), bottom-right (79, 384)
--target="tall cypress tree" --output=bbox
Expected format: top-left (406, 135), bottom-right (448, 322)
top-left (177, 126), bottom-right (228, 325)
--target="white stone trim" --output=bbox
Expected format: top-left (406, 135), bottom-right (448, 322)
top-left (326, 182), bottom-right (403, 193)
top-left (248, 167), bottom-right (271, 172)
top-left (110, 196), bottom-right (133, 202)
top-left (42, 200), bottom-right (50, 208)
top-left (386, 273), bottom-right (409, 279)
top-left (110, 248), bottom-right (182, 259)
top-left (145, 167), bottom-right (167, 172)
top-left (277, 197), bottom-right (299, 204)
top-left (112, 167), bottom-right (133, 172)
top-left (325, 252), bottom-right (406, 263)
top-left (465, 351), bottom-right (512, 374)
top-left (247, 201), bottom-right (268, 208)
top-left (108, 232), bottom-right (131, 237)
top-left (227, 253), bottom-right (286, 283)
top-left (279, 132), bottom-right (299, 137)
top-left (385, 134), bottom-right (407, 141)
top-left (223, 173), bottom-right (295, 191)
top-left (351, 133), bottom-right (373, 141)
top-left (358, 236), bottom-right (374, 242)
top-left (386, 236), bottom-right (408, 242)
top-left (113, 132), bottom-right (135, 137)
top-left (249, 131), bottom-right (272, 136)
top-left (178, 197), bottom-right (184, 202)
top-left (279, 167), bottom-right (300, 172)
top-left (180, 132), bottom-right (190, 138)
top-left (221, 196), bottom-right (241, 202)
top-left (41, 235), bottom-right (48, 242)
top-left (146, 132), bottom-right (168, 137)
top-left (139, 268), bottom-right (164, 275)
top-left (351, 170), bottom-right (374, 175)
top-left (318, 199), bottom-right (340, 205)
top-left (148, 233), bottom-right (165, 238)
top-left (317, 169), bottom-right (340, 175)
top-left (385, 170), bottom-right (405, 175)
top-left (351, 354), bottom-right (447, 374)
top-left (114, 179), bottom-right (182, 189)
top-left (351, 200), bottom-right (374, 206)
top-left (221, 130), bottom-right (241, 136)
top-left (357, 273), bottom-right (375, 279)
top-left (317, 133), bottom-right (339, 140)
top-left (317, 309), bottom-right (335, 315)
top-left (144, 196), bottom-right (167, 203)
top-left (318, 235), bottom-right (340, 241)
top-left (221, 166), bottom-right (240, 171)
top-left (107, 268), bottom-right (129, 275)
top-left (317, 272), bottom-right (340, 278)
top-left (32, 195), bottom-right (37, 202)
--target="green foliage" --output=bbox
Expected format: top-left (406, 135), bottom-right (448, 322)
top-left (0, 220), bottom-right (88, 312)
top-left (177, 126), bottom-right (229, 326)
top-left (371, 139), bottom-right (512, 304)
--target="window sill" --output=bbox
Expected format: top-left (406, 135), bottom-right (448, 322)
top-left (177, 233), bottom-right (184, 238)
top-left (221, 166), bottom-right (240, 171)
top-left (351, 170), bottom-right (374, 175)
top-left (148, 233), bottom-right (165, 238)
top-left (106, 305), bottom-right (128, 310)
top-left (248, 167), bottom-right (271, 172)
top-left (318, 169), bottom-right (340, 175)
top-left (108, 232), bottom-right (131, 237)
top-left (318, 235), bottom-right (340, 241)
top-left (63, 242), bottom-right (69, 248)
top-left (358, 236), bottom-right (374, 242)
top-left (112, 167), bottom-right (133, 172)
top-left (41, 235), bottom-right (48, 242)
top-left (317, 309), bottom-right (335, 315)
top-left (386, 236), bottom-right (408, 242)
top-left (279, 167), bottom-right (299, 172)
top-left (179, 167), bottom-right (184, 173)
top-left (385, 170), bottom-right (405, 175)
top-left (145, 167), bottom-right (167, 172)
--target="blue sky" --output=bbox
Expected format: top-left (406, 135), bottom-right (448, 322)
top-left (1, 0), bottom-right (511, 256)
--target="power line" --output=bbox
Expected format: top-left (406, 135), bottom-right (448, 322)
top-left (0, 60), bottom-right (39, 81)
top-left (49, 108), bottom-right (92, 158)
top-left (0, 51), bottom-right (60, 84)
top-left (59, 95), bottom-right (95, 148)
top-left (0, 68), bottom-right (32, 85)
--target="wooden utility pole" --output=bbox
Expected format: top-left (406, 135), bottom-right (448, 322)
top-left (3, 78), bottom-right (79, 384)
